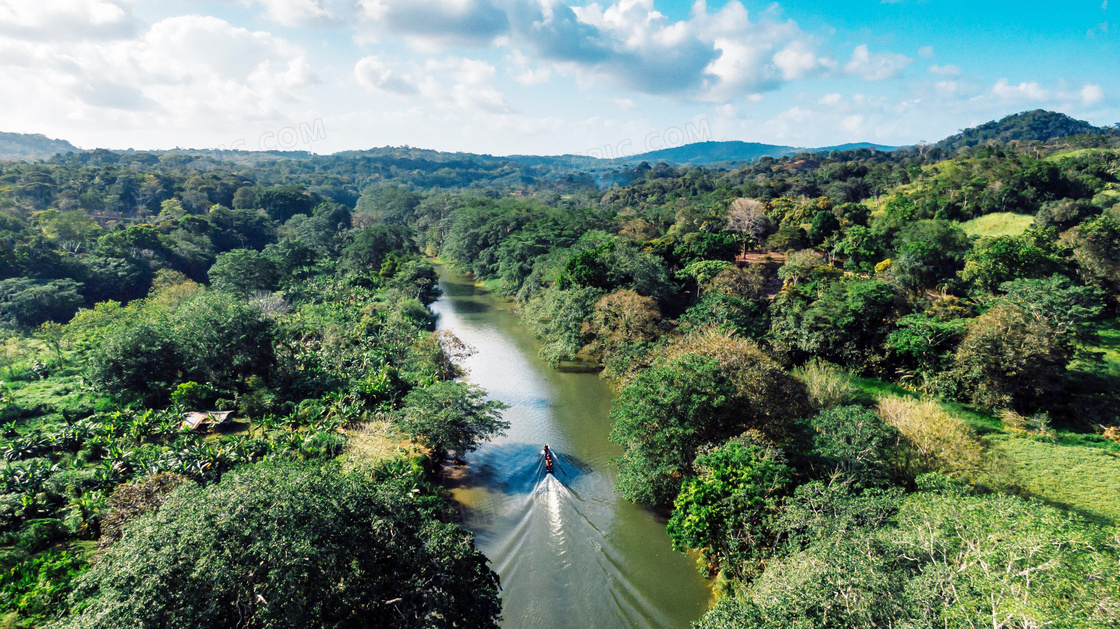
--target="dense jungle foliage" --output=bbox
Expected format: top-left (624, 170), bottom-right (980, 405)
top-left (1, 110), bottom-right (1119, 628)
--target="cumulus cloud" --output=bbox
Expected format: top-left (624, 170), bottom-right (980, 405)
top-left (246, 0), bottom-right (336, 27)
top-left (353, 0), bottom-right (839, 102)
top-left (0, 13), bottom-right (316, 146)
top-left (355, 55), bottom-right (419, 94)
top-left (992, 78), bottom-right (1050, 101)
top-left (844, 44), bottom-right (911, 81)
top-left (0, 0), bottom-right (140, 40)
top-left (1081, 84), bottom-right (1105, 105)
top-left (928, 64), bottom-right (960, 76)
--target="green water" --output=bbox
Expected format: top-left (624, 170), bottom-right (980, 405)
top-left (432, 264), bottom-right (710, 629)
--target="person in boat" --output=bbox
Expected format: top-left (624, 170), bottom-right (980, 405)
top-left (542, 444), bottom-right (555, 474)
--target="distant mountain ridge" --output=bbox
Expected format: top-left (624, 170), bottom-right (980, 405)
top-left (0, 132), bottom-right (80, 161)
top-left (615, 140), bottom-right (898, 165)
top-left (3, 110), bottom-right (1112, 167)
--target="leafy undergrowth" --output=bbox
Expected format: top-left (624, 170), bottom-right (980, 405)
top-left (959, 212), bottom-right (1035, 238)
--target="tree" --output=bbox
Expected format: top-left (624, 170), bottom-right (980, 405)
top-left (344, 225), bottom-right (415, 275)
top-left (1068, 210), bottom-right (1120, 296)
top-left (610, 333), bottom-right (809, 507)
top-left (208, 249), bottom-right (279, 297)
top-left (726, 198), bottom-right (773, 251)
top-left (769, 278), bottom-right (901, 368)
top-left (959, 229), bottom-right (1067, 294)
top-left (668, 438), bottom-right (791, 579)
top-left (398, 381), bottom-right (509, 460)
top-left (808, 405), bottom-right (900, 489)
top-left (255, 186), bottom-right (319, 223)
top-left (0, 278), bottom-right (85, 327)
top-left (832, 225), bottom-right (885, 272)
top-left (170, 291), bottom-right (276, 391)
top-left (61, 463), bottom-right (502, 629)
top-left (887, 220), bottom-right (970, 294)
top-left (998, 274), bottom-right (1104, 341)
top-left (36, 321), bottom-right (66, 366)
top-left (610, 354), bottom-right (736, 507)
top-left (679, 292), bottom-right (767, 339)
top-left (583, 289), bottom-right (661, 368)
top-left (89, 319), bottom-right (183, 405)
top-left (950, 304), bottom-right (1072, 410)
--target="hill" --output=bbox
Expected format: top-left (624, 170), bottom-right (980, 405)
top-left (618, 141), bottom-right (797, 165)
top-left (935, 110), bottom-right (1106, 151)
top-left (0, 132), bottom-right (80, 161)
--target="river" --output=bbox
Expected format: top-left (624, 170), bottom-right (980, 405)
top-left (431, 264), bottom-right (710, 629)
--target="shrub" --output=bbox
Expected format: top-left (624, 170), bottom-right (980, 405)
top-left (793, 359), bottom-right (862, 409)
top-left (877, 396), bottom-right (983, 476)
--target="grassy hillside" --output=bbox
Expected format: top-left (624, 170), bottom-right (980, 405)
top-left (960, 212), bottom-right (1035, 237)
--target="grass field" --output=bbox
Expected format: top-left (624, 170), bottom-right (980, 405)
top-left (960, 212), bottom-right (1035, 238)
top-left (990, 435), bottom-right (1120, 525)
top-left (854, 351), bottom-right (1120, 527)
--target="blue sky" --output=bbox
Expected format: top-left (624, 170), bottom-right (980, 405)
top-left (0, 1), bottom-right (1115, 155)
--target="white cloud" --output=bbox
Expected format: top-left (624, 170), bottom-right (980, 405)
top-left (351, 0), bottom-right (841, 102)
top-left (610, 97), bottom-right (636, 111)
top-left (507, 49), bottom-right (551, 86)
top-left (928, 64), bottom-right (961, 76)
top-left (935, 80), bottom-right (960, 98)
top-left (0, 13), bottom-right (315, 147)
top-left (818, 93), bottom-right (843, 106)
top-left (0, 0), bottom-right (139, 40)
top-left (354, 55), bottom-right (418, 94)
top-left (245, 0), bottom-right (335, 27)
top-left (1081, 84), bottom-right (1105, 105)
top-left (918, 45), bottom-right (934, 59)
top-left (773, 40), bottom-right (829, 80)
top-left (844, 44), bottom-right (911, 81)
top-left (992, 78), bottom-right (1050, 101)
top-left (421, 57), bottom-right (511, 114)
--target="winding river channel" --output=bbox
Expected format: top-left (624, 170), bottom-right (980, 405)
top-left (431, 264), bottom-right (710, 629)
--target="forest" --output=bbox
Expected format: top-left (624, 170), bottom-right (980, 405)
top-left (1, 109), bottom-right (1119, 628)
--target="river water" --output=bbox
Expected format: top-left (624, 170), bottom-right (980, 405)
top-left (431, 264), bottom-right (710, 629)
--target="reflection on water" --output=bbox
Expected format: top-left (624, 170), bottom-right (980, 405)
top-left (432, 264), bottom-right (709, 629)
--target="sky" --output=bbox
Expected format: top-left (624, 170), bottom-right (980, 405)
top-left (0, 0), bottom-right (1116, 156)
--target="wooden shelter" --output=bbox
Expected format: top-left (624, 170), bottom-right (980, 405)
top-left (183, 410), bottom-right (233, 430)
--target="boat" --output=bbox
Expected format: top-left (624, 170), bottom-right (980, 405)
top-left (543, 444), bottom-right (555, 474)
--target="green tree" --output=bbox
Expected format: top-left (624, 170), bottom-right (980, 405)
top-left (36, 321), bottom-right (66, 366)
top-left (808, 405), bottom-right (900, 489)
top-left (610, 334), bottom-right (808, 508)
top-left (208, 249), bottom-right (279, 297)
top-left (959, 228), bottom-right (1067, 294)
top-left (399, 381), bottom-right (509, 460)
top-left (950, 304), bottom-right (1072, 410)
top-left (0, 278), bottom-right (85, 327)
top-left (668, 438), bottom-right (791, 579)
top-left (769, 278), bottom-right (901, 368)
top-left (61, 463), bottom-right (502, 629)
top-left (344, 225), bottom-right (415, 275)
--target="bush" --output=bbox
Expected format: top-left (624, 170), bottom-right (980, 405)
top-left (793, 359), bottom-right (863, 409)
top-left (877, 396), bottom-right (983, 476)
top-left (98, 473), bottom-right (190, 549)
top-left (0, 549), bottom-right (87, 623)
